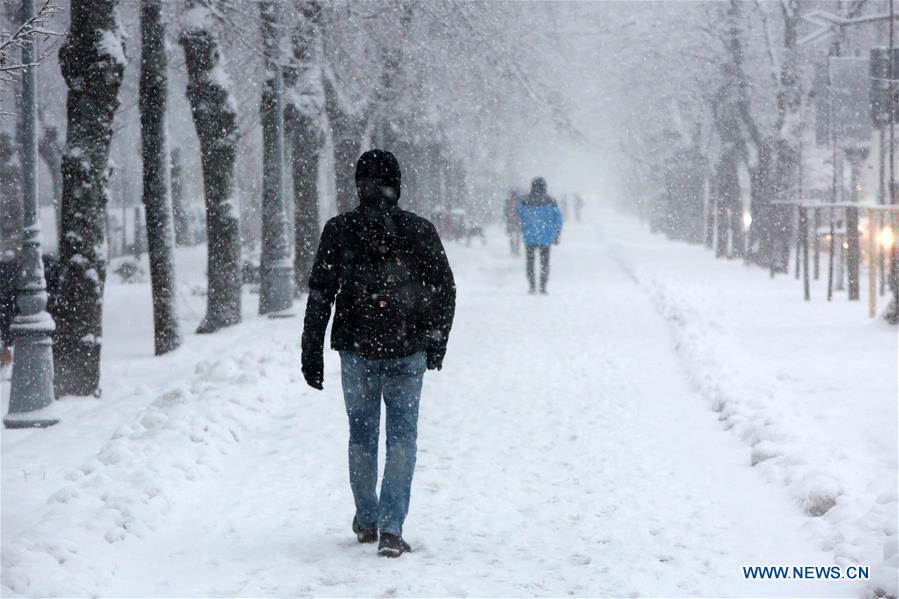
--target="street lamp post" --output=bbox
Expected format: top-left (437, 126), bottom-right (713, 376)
top-left (4, 0), bottom-right (59, 428)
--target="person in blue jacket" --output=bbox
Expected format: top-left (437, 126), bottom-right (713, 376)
top-left (516, 177), bottom-right (563, 294)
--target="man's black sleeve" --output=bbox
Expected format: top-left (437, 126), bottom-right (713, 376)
top-left (420, 222), bottom-right (456, 369)
top-left (301, 221), bottom-right (341, 363)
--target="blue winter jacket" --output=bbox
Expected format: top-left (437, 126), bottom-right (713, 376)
top-left (516, 193), bottom-right (563, 247)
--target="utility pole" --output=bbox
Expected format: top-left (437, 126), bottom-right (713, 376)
top-left (827, 66), bottom-right (839, 301)
top-left (5, 0), bottom-right (59, 429)
top-left (890, 0), bottom-right (899, 321)
top-left (844, 145), bottom-right (869, 300)
top-left (879, 126), bottom-right (887, 294)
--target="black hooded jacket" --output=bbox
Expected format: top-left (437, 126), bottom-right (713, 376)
top-left (301, 150), bottom-right (456, 368)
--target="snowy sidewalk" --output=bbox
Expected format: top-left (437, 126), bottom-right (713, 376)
top-left (1, 213), bottom-right (878, 597)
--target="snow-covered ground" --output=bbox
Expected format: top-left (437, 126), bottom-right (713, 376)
top-left (1, 208), bottom-right (895, 597)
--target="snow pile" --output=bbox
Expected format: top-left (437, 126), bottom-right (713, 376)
top-left (1, 346), bottom-right (293, 597)
top-left (607, 216), bottom-right (898, 599)
top-left (180, 5), bottom-right (214, 33)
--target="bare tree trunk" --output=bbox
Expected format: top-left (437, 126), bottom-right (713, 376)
top-left (422, 142), bottom-right (442, 211)
top-left (731, 211), bottom-right (745, 258)
top-left (683, 144), bottom-right (707, 245)
top-left (713, 142), bottom-right (741, 258)
top-left (745, 0), bottom-right (803, 273)
top-left (714, 177), bottom-right (728, 258)
top-left (289, 121), bottom-right (320, 291)
top-left (140, 0), bottom-right (182, 354)
top-left (133, 205), bottom-right (144, 258)
top-left (170, 147), bottom-right (189, 246)
top-left (748, 145), bottom-right (777, 269)
top-left (285, 0), bottom-right (323, 293)
top-left (37, 126), bottom-right (62, 235)
top-left (799, 205), bottom-right (810, 299)
top-left (392, 138), bottom-right (419, 211)
top-left (332, 126), bottom-right (365, 215)
top-left (705, 171), bottom-right (717, 249)
top-left (372, 3), bottom-right (413, 151)
top-left (324, 75), bottom-right (365, 215)
top-left (179, 2), bottom-right (242, 334)
top-left (258, 0), bottom-right (293, 314)
top-left (54, 0), bottom-right (125, 397)
top-left (0, 132), bottom-right (22, 259)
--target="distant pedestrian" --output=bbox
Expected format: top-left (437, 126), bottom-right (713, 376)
top-left (301, 149), bottom-right (456, 558)
top-left (574, 193), bottom-right (585, 222)
top-left (504, 190), bottom-right (521, 256)
top-left (516, 177), bottom-right (563, 294)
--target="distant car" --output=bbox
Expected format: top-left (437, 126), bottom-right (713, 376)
top-left (431, 207), bottom-right (465, 241)
top-left (431, 207), bottom-right (485, 245)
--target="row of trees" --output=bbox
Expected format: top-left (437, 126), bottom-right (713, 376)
top-left (1, 0), bottom-right (572, 397)
top-left (609, 0), bottom-right (881, 270)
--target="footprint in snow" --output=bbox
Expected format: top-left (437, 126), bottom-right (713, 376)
top-left (569, 553), bottom-right (592, 566)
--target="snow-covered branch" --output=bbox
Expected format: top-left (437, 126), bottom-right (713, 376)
top-left (754, 0), bottom-right (781, 89)
top-left (0, 1), bottom-right (62, 90)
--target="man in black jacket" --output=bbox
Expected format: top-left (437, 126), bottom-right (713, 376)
top-left (301, 149), bottom-right (456, 557)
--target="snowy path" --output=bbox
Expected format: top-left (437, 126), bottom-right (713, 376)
top-left (2, 214), bottom-right (862, 597)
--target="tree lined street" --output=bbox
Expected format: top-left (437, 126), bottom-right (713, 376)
top-left (6, 215), bottom-right (889, 597)
top-left (1, 2), bottom-right (896, 596)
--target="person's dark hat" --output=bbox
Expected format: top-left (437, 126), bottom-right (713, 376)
top-left (356, 149), bottom-right (401, 201)
top-left (531, 176), bottom-right (547, 195)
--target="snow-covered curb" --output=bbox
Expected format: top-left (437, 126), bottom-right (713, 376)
top-left (610, 242), bottom-right (898, 599)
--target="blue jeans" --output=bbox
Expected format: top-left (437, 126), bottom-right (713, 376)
top-left (340, 351), bottom-right (426, 536)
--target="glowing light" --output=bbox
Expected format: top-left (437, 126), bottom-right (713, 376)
top-left (742, 212), bottom-right (752, 229)
top-left (881, 227), bottom-right (895, 250)
top-left (842, 241), bottom-right (850, 250)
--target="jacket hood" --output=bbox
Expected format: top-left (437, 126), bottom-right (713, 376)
top-left (531, 176), bottom-right (547, 196)
top-left (356, 149), bottom-right (401, 209)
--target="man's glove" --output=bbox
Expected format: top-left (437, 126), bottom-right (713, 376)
top-left (426, 346), bottom-right (446, 371)
top-left (301, 349), bottom-right (324, 390)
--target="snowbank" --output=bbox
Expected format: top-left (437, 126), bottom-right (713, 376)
top-left (2, 347), bottom-right (292, 596)
top-left (607, 215), bottom-right (898, 598)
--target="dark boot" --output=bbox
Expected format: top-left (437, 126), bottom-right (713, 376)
top-left (378, 532), bottom-right (412, 557)
top-left (352, 516), bottom-right (378, 544)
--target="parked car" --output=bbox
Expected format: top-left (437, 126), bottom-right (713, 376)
top-left (431, 207), bottom-right (485, 245)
